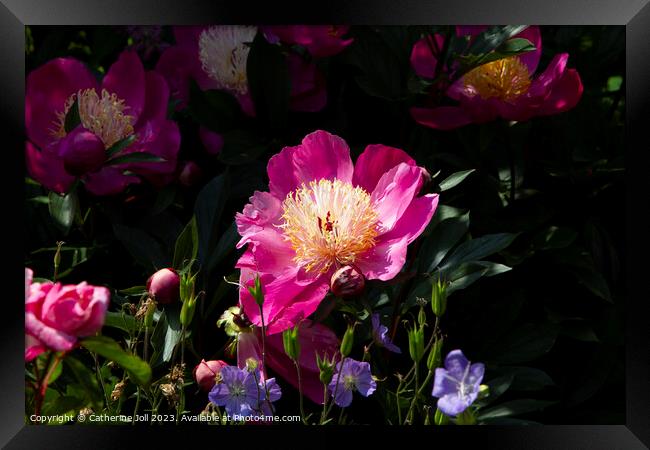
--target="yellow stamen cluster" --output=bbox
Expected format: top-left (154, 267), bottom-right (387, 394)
top-left (280, 179), bottom-right (379, 274)
top-left (52, 88), bottom-right (135, 148)
top-left (463, 56), bottom-right (531, 103)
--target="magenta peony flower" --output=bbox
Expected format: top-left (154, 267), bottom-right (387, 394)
top-left (26, 51), bottom-right (181, 195)
top-left (193, 359), bottom-right (229, 391)
top-left (237, 319), bottom-right (339, 404)
top-left (146, 267), bottom-right (180, 305)
top-left (235, 130), bottom-right (439, 335)
top-left (155, 26), bottom-right (335, 115)
top-left (262, 26), bottom-right (354, 58)
top-left (25, 269), bottom-right (110, 361)
top-left (410, 26), bottom-right (583, 130)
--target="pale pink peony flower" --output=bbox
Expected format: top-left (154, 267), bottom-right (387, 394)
top-left (235, 130), bottom-right (439, 335)
top-left (25, 269), bottom-right (110, 362)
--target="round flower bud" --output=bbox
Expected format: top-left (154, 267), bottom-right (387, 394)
top-left (146, 268), bottom-right (180, 305)
top-left (193, 359), bottom-right (228, 391)
top-left (330, 265), bottom-right (365, 298)
top-left (178, 161), bottom-right (203, 187)
top-left (59, 127), bottom-right (106, 176)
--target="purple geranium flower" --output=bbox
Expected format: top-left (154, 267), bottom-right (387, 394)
top-left (328, 358), bottom-right (376, 407)
top-left (432, 349), bottom-right (485, 417)
top-left (371, 313), bottom-right (401, 353)
top-left (208, 365), bottom-right (261, 417)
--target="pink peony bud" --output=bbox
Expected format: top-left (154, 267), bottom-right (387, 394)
top-left (193, 359), bottom-right (228, 391)
top-left (178, 161), bottom-right (203, 187)
top-left (199, 126), bottom-right (224, 155)
top-left (59, 127), bottom-right (106, 176)
top-left (146, 268), bottom-right (180, 304)
top-left (330, 265), bottom-right (366, 298)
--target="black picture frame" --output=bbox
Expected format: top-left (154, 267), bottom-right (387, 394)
top-left (2, 1), bottom-right (649, 448)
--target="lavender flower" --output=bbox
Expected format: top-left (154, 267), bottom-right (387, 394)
top-left (371, 313), bottom-right (401, 353)
top-left (328, 358), bottom-right (376, 407)
top-left (431, 349), bottom-right (485, 416)
top-left (208, 366), bottom-right (260, 417)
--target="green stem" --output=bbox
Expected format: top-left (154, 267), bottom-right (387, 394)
top-left (93, 353), bottom-right (110, 411)
top-left (257, 305), bottom-right (273, 412)
top-left (132, 388), bottom-right (141, 425)
top-left (324, 355), bottom-right (346, 421)
top-left (294, 360), bottom-right (307, 425)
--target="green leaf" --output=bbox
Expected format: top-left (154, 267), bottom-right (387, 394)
top-left (105, 152), bottom-right (165, 166)
top-left (63, 356), bottom-right (103, 409)
top-left (247, 32), bottom-right (290, 130)
top-left (80, 336), bottom-right (151, 387)
top-left (113, 224), bottom-right (167, 271)
top-left (63, 98), bottom-right (80, 133)
top-left (194, 173), bottom-right (229, 269)
top-left (466, 25), bottom-right (529, 60)
top-left (440, 233), bottom-right (519, 270)
top-left (206, 221), bottom-right (239, 274)
top-left (48, 190), bottom-right (79, 235)
top-left (438, 169), bottom-right (475, 191)
top-left (474, 38), bottom-right (535, 66)
top-left (173, 216), bottom-right (199, 270)
top-left (475, 374), bottom-right (514, 407)
top-left (149, 308), bottom-right (182, 367)
top-left (445, 261), bottom-right (512, 294)
top-left (487, 323), bottom-right (559, 364)
top-left (495, 367), bottom-right (555, 391)
top-left (533, 226), bottom-right (578, 250)
top-left (478, 399), bottom-right (555, 420)
top-left (103, 311), bottom-right (138, 333)
top-left (188, 80), bottom-right (243, 133)
top-left (419, 212), bottom-right (470, 272)
top-left (217, 129), bottom-right (268, 165)
top-left (118, 285), bottom-right (147, 296)
top-left (35, 353), bottom-right (63, 384)
top-left (105, 134), bottom-right (137, 158)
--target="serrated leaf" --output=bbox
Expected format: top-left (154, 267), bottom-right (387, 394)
top-left (438, 169), bottom-right (475, 191)
top-left (80, 336), bottom-right (151, 387)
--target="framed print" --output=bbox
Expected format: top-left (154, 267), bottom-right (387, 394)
top-left (1, 1), bottom-right (649, 448)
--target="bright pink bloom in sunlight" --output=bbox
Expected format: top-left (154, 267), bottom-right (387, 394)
top-left (237, 319), bottom-right (339, 404)
top-left (235, 130), bottom-right (439, 335)
top-left (262, 25), bottom-right (354, 58)
top-left (410, 26), bottom-right (583, 130)
top-left (25, 269), bottom-right (110, 362)
top-left (26, 51), bottom-right (180, 195)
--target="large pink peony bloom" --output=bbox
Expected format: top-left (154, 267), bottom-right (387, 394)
top-left (235, 130), bottom-right (439, 335)
top-left (237, 319), bottom-right (339, 404)
top-left (26, 51), bottom-right (181, 195)
top-left (25, 268), bottom-right (110, 362)
top-left (410, 26), bottom-right (583, 130)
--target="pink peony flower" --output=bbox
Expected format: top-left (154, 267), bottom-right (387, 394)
top-left (262, 26), bottom-right (354, 58)
top-left (26, 50), bottom-right (181, 195)
top-left (235, 130), bottom-right (439, 335)
top-left (193, 359), bottom-right (229, 391)
top-left (146, 268), bottom-right (180, 305)
top-left (410, 26), bottom-right (583, 130)
top-left (25, 269), bottom-right (110, 362)
top-left (237, 319), bottom-right (339, 404)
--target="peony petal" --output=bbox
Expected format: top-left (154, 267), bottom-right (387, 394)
top-left (537, 69), bottom-right (583, 116)
top-left (353, 144), bottom-right (416, 193)
top-left (102, 51), bottom-right (146, 121)
top-left (527, 53), bottom-right (569, 99)
top-left (267, 130), bottom-right (354, 199)
top-left (381, 194), bottom-right (439, 244)
top-left (235, 190), bottom-right (284, 248)
top-left (287, 54), bottom-right (327, 112)
top-left (410, 106), bottom-right (474, 130)
top-left (135, 71), bottom-right (169, 130)
top-left (199, 126), bottom-right (224, 155)
top-left (25, 334), bottom-right (46, 362)
top-left (127, 119), bottom-right (181, 182)
top-left (155, 45), bottom-right (200, 109)
top-left (356, 235), bottom-right (409, 281)
top-left (25, 312), bottom-right (76, 352)
top-left (370, 163), bottom-right (424, 232)
top-left (410, 34), bottom-right (445, 79)
top-left (25, 141), bottom-right (76, 194)
top-left (239, 268), bottom-right (330, 335)
top-left (83, 166), bottom-right (140, 196)
top-left (26, 58), bottom-right (98, 150)
top-left (516, 26), bottom-right (542, 74)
